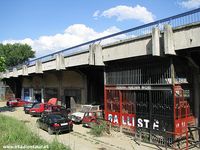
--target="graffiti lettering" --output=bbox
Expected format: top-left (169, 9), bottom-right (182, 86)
top-left (108, 114), bottom-right (159, 130)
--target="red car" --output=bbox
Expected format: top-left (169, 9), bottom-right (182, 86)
top-left (29, 103), bottom-right (50, 117)
top-left (29, 103), bottom-right (68, 117)
top-left (43, 105), bottom-right (71, 118)
top-left (82, 110), bottom-right (104, 128)
top-left (29, 98), bottom-right (59, 117)
top-left (6, 98), bottom-right (30, 107)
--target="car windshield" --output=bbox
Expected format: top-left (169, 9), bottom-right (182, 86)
top-left (33, 103), bottom-right (40, 108)
top-left (84, 112), bottom-right (94, 117)
top-left (25, 103), bottom-right (33, 107)
top-left (90, 106), bottom-right (98, 111)
top-left (10, 100), bottom-right (18, 102)
top-left (49, 114), bottom-right (66, 122)
top-left (80, 105), bottom-right (92, 112)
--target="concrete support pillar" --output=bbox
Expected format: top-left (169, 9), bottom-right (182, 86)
top-left (56, 54), bottom-right (65, 70)
top-left (192, 68), bottom-right (200, 141)
top-left (152, 27), bottom-right (160, 56)
top-left (6, 70), bottom-right (10, 78)
top-left (89, 44), bottom-right (104, 66)
top-left (193, 70), bottom-right (199, 122)
top-left (1, 72), bottom-right (6, 78)
top-left (0, 72), bottom-right (3, 79)
top-left (35, 60), bottom-right (43, 74)
top-left (22, 65), bottom-right (28, 76)
top-left (13, 68), bottom-right (18, 77)
top-left (57, 71), bottom-right (63, 105)
top-left (198, 74), bottom-right (200, 142)
top-left (82, 73), bottom-right (87, 104)
top-left (164, 24), bottom-right (176, 55)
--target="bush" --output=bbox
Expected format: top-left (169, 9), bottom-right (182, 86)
top-left (89, 120), bottom-right (110, 137)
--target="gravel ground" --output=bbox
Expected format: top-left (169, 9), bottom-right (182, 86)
top-left (0, 101), bottom-right (164, 150)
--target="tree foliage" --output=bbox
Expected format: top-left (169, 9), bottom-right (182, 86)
top-left (0, 43), bottom-right (35, 68)
top-left (0, 56), bottom-right (6, 72)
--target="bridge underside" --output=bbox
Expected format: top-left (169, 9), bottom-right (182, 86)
top-left (4, 66), bottom-right (104, 111)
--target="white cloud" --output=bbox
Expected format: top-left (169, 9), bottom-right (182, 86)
top-left (2, 24), bottom-right (121, 57)
top-left (100, 5), bottom-right (155, 23)
top-left (179, 0), bottom-right (200, 9)
top-left (93, 10), bottom-right (100, 17)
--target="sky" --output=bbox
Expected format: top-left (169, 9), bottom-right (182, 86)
top-left (0, 0), bottom-right (200, 57)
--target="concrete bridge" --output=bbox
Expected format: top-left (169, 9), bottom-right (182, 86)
top-left (1, 7), bottom-right (200, 107)
top-left (1, 22), bottom-right (200, 78)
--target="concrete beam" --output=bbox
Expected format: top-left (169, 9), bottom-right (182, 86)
top-left (164, 24), bottom-right (176, 55)
top-left (5, 70), bottom-right (10, 78)
top-left (89, 44), bottom-right (104, 66)
top-left (22, 65), bottom-right (28, 76)
top-left (13, 68), bottom-right (18, 77)
top-left (35, 60), bottom-right (43, 74)
top-left (56, 54), bottom-right (65, 70)
top-left (0, 73), bottom-right (3, 79)
top-left (152, 27), bottom-right (160, 56)
top-left (88, 44), bottom-right (95, 65)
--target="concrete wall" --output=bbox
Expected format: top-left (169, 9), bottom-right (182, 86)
top-left (174, 24), bottom-right (200, 51)
top-left (21, 70), bottom-right (87, 106)
top-left (102, 35), bottom-right (152, 61)
top-left (44, 73), bottom-right (59, 88)
top-left (42, 61), bottom-right (56, 71)
top-left (65, 52), bottom-right (89, 67)
top-left (22, 78), bottom-right (32, 88)
top-left (62, 71), bottom-right (84, 88)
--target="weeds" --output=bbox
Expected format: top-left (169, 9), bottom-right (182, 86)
top-left (0, 114), bottom-right (71, 150)
top-left (89, 120), bottom-right (110, 137)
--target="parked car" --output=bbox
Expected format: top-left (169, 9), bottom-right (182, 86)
top-left (43, 105), bottom-right (71, 118)
top-left (82, 110), bottom-right (104, 128)
top-left (6, 98), bottom-right (31, 107)
top-left (36, 113), bottom-right (73, 135)
top-left (29, 97), bottom-right (61, 117)
top-left (24, 102), bottom-right (39, 114)
top-left (29, 103), bottom-right (50, 117)
top-left (29, 103), bottom-right (68, 117)
top-left (69, 105), bottom-right (101, 123)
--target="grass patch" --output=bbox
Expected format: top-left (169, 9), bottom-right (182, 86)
top-left (0, 114), bottom-right (70, 150)
top-left (89, 120), bottom-right (110, 137)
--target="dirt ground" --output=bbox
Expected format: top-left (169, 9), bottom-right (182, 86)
top-left (0, 101), bottom-right (167, 150)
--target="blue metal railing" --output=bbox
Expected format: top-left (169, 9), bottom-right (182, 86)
top-left (14, 8), bottom-right (200, 68)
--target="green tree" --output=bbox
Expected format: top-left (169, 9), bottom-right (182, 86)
top-left (0, 56), bottom-right (6, 72)
top-left (0, 43), bottom-right (35, 68)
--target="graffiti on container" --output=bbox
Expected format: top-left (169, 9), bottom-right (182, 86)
top-left (137, 118), bottom-right (159, 130)
top-left (108, 113), bottom-right (135, 126)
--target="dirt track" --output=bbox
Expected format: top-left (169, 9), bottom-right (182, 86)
top-left (0, 101), bottom-right (160, 150)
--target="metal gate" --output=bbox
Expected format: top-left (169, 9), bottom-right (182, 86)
top-left (104, 57), bottom-right (196, 148)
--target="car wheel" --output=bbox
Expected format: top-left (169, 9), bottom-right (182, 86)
top-left (48, 127), bottom-right (53, 135)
